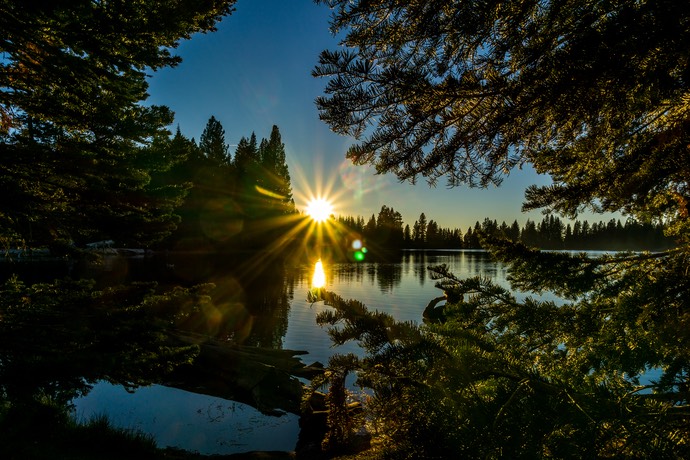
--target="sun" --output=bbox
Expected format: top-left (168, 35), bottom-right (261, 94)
top-left (306, 198), bottom-right (333, 223)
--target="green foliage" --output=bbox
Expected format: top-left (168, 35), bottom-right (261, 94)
top-left (259, 125), bottom-right (295, 215)
top-left (0, 396), bottom-right (163, 460)
top-left (374, 205), bottom-right (404, 248)
top-left (0, 1), bottom-right (236, 250)
top-left (199, 115), bottom-right (230, 166)
top-left (315, 281), bottom-right (689, 458)
top-left (314, 1), bottom-right (690, 457)
top-left (315, 1), bottom-right (690, 209)
top-left (411, 213), bottom-right (427, 246)
top-left (164, 121), bottom-right (297, 251)
top-left (314, 290), bottom-right (464, 458)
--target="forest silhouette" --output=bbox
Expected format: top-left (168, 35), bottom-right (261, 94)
top-left (1, 0), bottom-right (689, 459)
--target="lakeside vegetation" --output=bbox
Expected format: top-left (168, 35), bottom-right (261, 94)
top-left (0, 2), bottom-right (308, 458)
top-left (308, 0), bottom-right (690, 458)
top-left (0, 0), bottom-right (689, 459)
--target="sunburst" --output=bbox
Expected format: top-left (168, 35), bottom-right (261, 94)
top-left (306, 198), bottom-right (333, 222)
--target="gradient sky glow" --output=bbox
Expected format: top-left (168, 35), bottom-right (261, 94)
top-left (146, 0), bottom-right (559, 231)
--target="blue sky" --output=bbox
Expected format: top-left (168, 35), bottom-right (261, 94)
top-left (146, 0), bottom-right (558, 231)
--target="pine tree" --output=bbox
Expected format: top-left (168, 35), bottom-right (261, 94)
top-left (412, 212), bottom-right (427, 247)
top-left (160, 128), bottom-right (206, 246)
top-left (312, 1), bottom-right (690, 456)
top-left (0, 1), bottom-right (236, 250)
top-left (232, 132), bottom-right (262, 219)
top-left (403, 224), bottom-right (411, 245)
top-left (233, 133), bottom-right (259, 178)
top-left (363, 214), bottom-right (377, 241)
top-left (259, 125), bottom-right (295, 214)
top-left (199, 116), bottom-right (230, 166)
top-left (508, 220), bottom-right (521, 242)
top-left (370, 205), bottom-right (404, 249)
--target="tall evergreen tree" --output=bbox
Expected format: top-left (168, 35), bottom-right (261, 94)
top-left (363, 214), bottom-right (377, 241)
top-left (0, 1), bottom-right (236, 250)
top-left (199, 115), bottom-right (230, 166)
top-left (374, 205), bottom-right (404, 249)
top-left (232, 132), bottom-right (262, 220)
top-left (425, 220), bottom-right (439, 248)
top-left (507, 220), bottom-right (521, 242)
top-left (259, 125), bottom-right (295, 214)
top-left (412, 212), bottom-right (427, 247)
top-left (160, 127), bottom-right (206, 246)
top-left (233, 133), bottom-right (259, 178)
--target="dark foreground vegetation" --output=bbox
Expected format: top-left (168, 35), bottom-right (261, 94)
top-left (307, 0), bottom-right (690, 458)
top-left (0, 398), bottom-right (295, 460)
top-left (1, 0), bottom-right (689, 459)
top-left (0, 398), bottom-right (296, 460)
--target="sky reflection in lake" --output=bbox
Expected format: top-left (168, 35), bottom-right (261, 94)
top-left (74, 250), bottom-right (523, 455)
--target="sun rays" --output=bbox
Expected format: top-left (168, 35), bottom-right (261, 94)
top-left (223, 157), bottom-right (369, 275)
top-left (306, 198), bottom-right (333, 223)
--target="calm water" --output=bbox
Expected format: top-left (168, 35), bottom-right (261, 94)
top-left (71, 250), bottom-right (511, 454)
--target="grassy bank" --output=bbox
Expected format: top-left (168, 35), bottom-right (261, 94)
top-left (0, 398), bottom-right (296, 460)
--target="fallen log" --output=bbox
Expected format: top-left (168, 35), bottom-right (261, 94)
top-left (165, 331), bottom-right (323, 416)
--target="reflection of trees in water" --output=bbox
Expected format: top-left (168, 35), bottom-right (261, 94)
top-left (375, 263), bottom-right (403, 293)
top-left (240, 269), bottom-right (294, 349)
top-left (467, 251), bottom-right (483, 275)
top-left (403, 251), bottom-right (412, 264)
top-left (463, 251), bottom-right (498, 279)
top-left (327, 260), bottom-right (403, 293)
top-left (2, 253), bottom-right (303, 353)
top-left (413, 252), bottom-right (427, 285)
top-left (366, 264), bottom-right (376, 286)
top-left (176, 260), bottom-right (295, 350)
top-left (315, 259), bottom-right (403, 293)
top-left (331, 263), bottom-right (365, 285)
top-left (0, 273), bottom-right (310, 454)
top-left (0, 277), bottom-right (202, 407)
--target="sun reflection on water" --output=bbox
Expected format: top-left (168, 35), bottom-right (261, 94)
top-left (311, 259), bottom-right (326, 288)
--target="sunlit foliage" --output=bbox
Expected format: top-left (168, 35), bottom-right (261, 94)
top-left (313, 0), bottom-right (690, 457)
top-left (315, 0), bottom-right (690, 221)
top-left (316, 269), bottom-right (689, 458)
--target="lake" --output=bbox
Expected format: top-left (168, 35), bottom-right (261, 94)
top-left (4, 250), bottom-right (518, 454)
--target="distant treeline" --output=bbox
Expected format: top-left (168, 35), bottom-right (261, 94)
top-left (336, 207), bottom-right (674, 251)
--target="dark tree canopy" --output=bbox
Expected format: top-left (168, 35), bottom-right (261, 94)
top-left (0, 0), bottom-right (234, 134)
top-left (312, 1), bottom-right (690, 457)
top-left (314, 0), bottom-right (690, 229)
top-left (0, 1), bottom-right (236, 250)
top-left (259, 125), bottom-right (295, 214)
top-left (161, 121), bottom-right (298, 252)
top-left (199, 116), bottom-right (230, 165)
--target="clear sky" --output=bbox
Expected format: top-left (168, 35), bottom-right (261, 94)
top-left (145, 0), bottom-right (559, 232)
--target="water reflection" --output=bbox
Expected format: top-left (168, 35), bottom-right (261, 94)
top-left (374, 263), bottom-right (402, 293)
top-left (2, 250), bottom-right (519, 455)
top-left (312, 260), bottom-right (326, 288)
